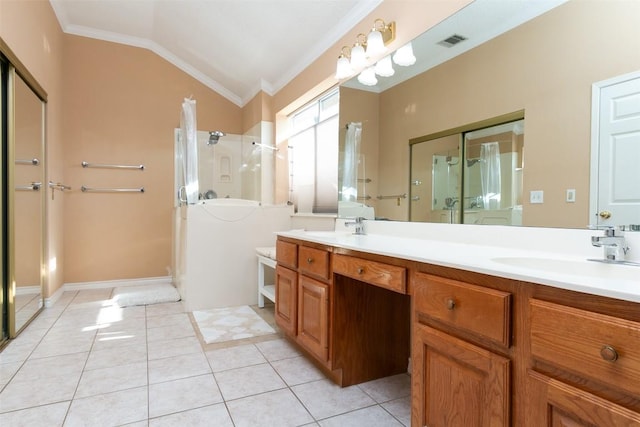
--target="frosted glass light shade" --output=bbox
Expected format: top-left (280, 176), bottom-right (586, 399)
top-left (357, 66), bottom-right (378, 86)
top-left (350, 43), bottom-right (367, 69)
top-left (374, 55), bottom-right (395, 77)
top-left (393, 42), bottom-right (416, 66)
top-left (335, 56), bottom-right (352, 79)
top-left (366, 29), bottom-right (385, 57)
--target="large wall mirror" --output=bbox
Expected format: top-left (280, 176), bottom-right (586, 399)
top-left (1, 39), bottom-right (47, 344)
top-left (338, 0), bottom-right (640, 229)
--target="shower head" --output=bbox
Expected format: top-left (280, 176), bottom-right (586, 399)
top-left (467, 158), bottom-right (481, 167)
top-left (208, 130), bottom-right (226, 145)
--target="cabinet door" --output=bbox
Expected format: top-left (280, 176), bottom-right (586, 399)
top-left (298, 275), bottom-right (329, 363)
top-left (275, 266), bottom-right (297, 336)
top-left (528, 371), bottom-right (640, 427)
top-left (412, 323), bottom-right (510, 427)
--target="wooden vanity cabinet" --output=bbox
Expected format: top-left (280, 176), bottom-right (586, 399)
top-left (274, 240), bottom-right (299, 336)
top-left (275, 238), bottom-right (333, 366)
top-left (525, 293), bottom-right (640, 426)
top-left (275, 237), bottom-right (411, 386)
top-left (297, 275), bottom-right (330, 362)
top-left (275, 265), bottom-right (297, 336)
top-left (412, 271), bottom-right (513, 427)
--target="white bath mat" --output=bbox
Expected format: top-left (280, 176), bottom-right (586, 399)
top-left (193, 305), bottom-right (276, 344)
top-left (112, 283), bottom-right (181, 307)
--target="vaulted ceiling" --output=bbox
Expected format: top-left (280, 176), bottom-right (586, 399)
top-left (50, 0), bottom-right (382, 106)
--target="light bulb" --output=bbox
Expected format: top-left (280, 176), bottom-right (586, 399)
top-left (393, 42), bottom-right (416, 66)
top-left (350, 43), bottom-right (367, 69)
top-left (366, 29), bottom-right (385, 57)
top-left (335, 55), bottom-right (352, 79)
top-left (357, 66), bottom-right (378, 86)
top-left (374, 55), bottom-right (395, 77)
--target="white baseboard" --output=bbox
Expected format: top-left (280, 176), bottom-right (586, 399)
top-left (15, 285), bottom-right (41, 296)
top-left (63, 276), bottom-right (173, 291)
top-left (44, 276), bottom-right (173, 308)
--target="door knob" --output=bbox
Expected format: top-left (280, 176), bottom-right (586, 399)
top-left (599, 211), bottom-right (612, 219)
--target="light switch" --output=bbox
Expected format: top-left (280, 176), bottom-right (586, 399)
top-left (530, 190), bottom-right (544, 204)
top-left (566, 189), bottom-right (576, 203)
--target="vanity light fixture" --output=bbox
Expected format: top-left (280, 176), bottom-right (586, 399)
top-left (335, 18), bottom-right (396, 81)
top-left (392, 42), bottom-right (416, 66)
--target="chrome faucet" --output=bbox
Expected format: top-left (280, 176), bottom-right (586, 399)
top-left (591, 227), bottom-right (630, 261)
top-left (345, 217), bottom-right (366, 235)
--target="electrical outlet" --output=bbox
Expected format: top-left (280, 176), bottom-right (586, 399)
top-left (566, 189), bottom-right (576, 203)
top-left (530, 190), bottom-right (544, 204)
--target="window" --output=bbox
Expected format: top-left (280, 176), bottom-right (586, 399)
top-left (288, 88), bottom-right (339, 213)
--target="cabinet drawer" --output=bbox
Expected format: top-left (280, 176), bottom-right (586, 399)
top-left (414, 272), bottom-right (511, 347)
top-left (333, 254), bottom-right (406, 294)
top-left (276, 240), bottom-right (297, 269)
top-left (530, 299), bottom-right (640, 397)
top-left (298, 245), bottom-right (330, 281)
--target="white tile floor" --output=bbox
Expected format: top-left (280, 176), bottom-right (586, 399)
top-left (0, 289), bottom-right (411, 426)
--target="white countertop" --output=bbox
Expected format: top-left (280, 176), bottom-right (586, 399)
top-left (277, 229), bottom-right (640, 303)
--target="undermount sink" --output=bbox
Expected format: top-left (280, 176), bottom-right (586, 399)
top-left (491, 256), bottom-right (640, 281)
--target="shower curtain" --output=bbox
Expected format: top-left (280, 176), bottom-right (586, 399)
top-left (341, 122), bottom-right (362, 202)
top-left (480, 141), bottom-right (501, 209)
top-left (180, 98), bottom-right (199, 204)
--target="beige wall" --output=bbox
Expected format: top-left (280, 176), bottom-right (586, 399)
top-left (242, 91), bottom-right (273, 133)
top-left (62, 35), bottom-right (242, 283)
top-left (373, 0), bottom-right (640, 227)
top-left (1, 0), bottom-right (64, 297)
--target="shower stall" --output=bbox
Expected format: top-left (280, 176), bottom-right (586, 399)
top-left (172, 100), bottom-right (291, 311)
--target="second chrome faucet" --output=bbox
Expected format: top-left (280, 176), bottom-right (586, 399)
top-left (345, 217), bottom-right (366, 235)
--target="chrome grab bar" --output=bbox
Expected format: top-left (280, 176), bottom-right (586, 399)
top-left (82, 161), bottom-right (144, 170)
top-left (81, 186), bottom-right (144, 193)
top-left (15, 158), bottom-right (40, 165)
top-left (16, 182), bottom-right (42, 191)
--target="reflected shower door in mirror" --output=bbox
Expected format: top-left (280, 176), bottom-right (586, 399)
top-left (462, 120), bottom-right (524, 226)
top-left (410, 134), bottom-right (461, 223)
top-left (11, 72), bottom-right (45, 334)
top-left (409, 117), bottom-right (524, 226)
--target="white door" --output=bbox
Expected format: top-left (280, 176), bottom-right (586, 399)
top-left (591, 72), bottom-right (640, 228)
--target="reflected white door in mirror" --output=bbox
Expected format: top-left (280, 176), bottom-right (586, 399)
top-left (590, 70), bottom-right (640, 230)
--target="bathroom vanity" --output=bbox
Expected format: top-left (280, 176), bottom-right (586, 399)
top-left (275, 226), bottom-right (640, 427)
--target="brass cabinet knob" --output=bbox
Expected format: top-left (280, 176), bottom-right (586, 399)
top-left (307, 257), bottom-right (313, 264)
top-left (599, 211), bottom-right (612, 219)
top-left (446, 299), bottom-right (456, 310)
top-left (357, 267), bottom-right (364, 274)
top-left (600, 345), bottom-right (619, 362)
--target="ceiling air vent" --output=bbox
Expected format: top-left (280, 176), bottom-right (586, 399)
top-left (438, 34), bottom-right (467, 48)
